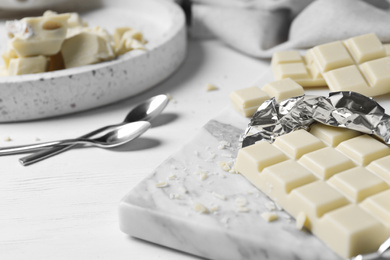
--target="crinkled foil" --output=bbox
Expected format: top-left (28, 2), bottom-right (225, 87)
top-left (242, 91), bottom-right (390, 147)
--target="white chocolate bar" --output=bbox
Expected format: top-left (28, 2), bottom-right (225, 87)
top-left (261, 78), bottom-right (304, 102)
top-left (234, 123), bottom-right (390, 258)
top-left (229, 87), bottom-right (269, 117)
top-left (272, 33), bottom-right (390, 97)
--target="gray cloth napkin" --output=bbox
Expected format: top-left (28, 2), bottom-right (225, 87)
top-left (187, 0), bottom-right (390, 58)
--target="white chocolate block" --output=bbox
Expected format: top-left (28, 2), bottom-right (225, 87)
top-left (271, 50), bottom-right (302, 64)
top-left (312, 41), bottom-right (354, 73)
top-left (8, 13), bottom-right (70, 57)
top-left (61, 32), bottom-right (114, 69)
top-left (328, 167), bottom-right (388, 202)
top-left (234, 141), bottom-right (287, 184)
top-left (43, 10), bottom-right (89, 39)
top-left (83, 26), bottom-right (114, 45)
top-left (343, 33), bottom-right (386, 64)
top-left (67, 13), bottom-right (88, 28)
top-left (360, 190), bottom-right (390, 228)
top-left (323, 65), bottom-right (369, 93)
top-left (298, 147), bottom-right (355, 180)
top-left (309, 124), bottom-right (361, 147)
top-left (43, 10), bottom-right (87, 28)
top-left (261, 78), bottom-right (304, 102)
top-left (114, 27), bottom-right (147, 56)
top-left (47, 52), bottom-right (65, 72)
top-left (261, 160), bottom-right (317, 195)
top-left (384, 43), bottom-right (390, 56)
top-left (229, 86), bottom-right (269, 117)
top-left (8, 56), bottom-right (47, 75)
top-left (336, 135), bottom-right (390, 166)
top-left (2, 47), bottom-right (18, 69)
top-left (273, 129), bottom-right (325, 159)
top-left (305, 50), bottom-right (322, 79)
top-left (273, 63), bottom-right (310, 80)
top-left (288, 181), bottom-right (349, 222)
top-left (359, 57), bottom-right (390, 94)
top-left (367, 155), bottom-right (390, 184)
top-left (318, 204), bottom-right (388, 258)
top-left (261, 212), bottom-right (278, 222)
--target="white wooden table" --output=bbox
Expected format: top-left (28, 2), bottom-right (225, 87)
top-left (0, 39), bottom-right (269, 259)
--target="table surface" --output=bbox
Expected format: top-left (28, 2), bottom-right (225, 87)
top-left (0, 39), bottom-right (270, 260)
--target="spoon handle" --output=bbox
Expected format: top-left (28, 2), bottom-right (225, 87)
top-left (0, 140), bottom-right (65, 155)
top-left (19, 124), bottom-right (124, 166)
top-left (0, 124), bottom-right (120, 156)
top-left (19, 143), bottom-right (75, 166)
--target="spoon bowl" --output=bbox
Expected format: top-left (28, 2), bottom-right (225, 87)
top-left (59, 121), bottom-right (151, 148)
top-left (124, 94), bottom-right (169, 123)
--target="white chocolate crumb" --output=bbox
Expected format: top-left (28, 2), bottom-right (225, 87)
top-left (274, 201), bottom-right (283, 211)
top-left (205, 146), bottom-right (211, 151)
top-left (170, 165), bottom-right (177, 170)
top-left (235, 197), bottom-right (247, 207)
top-left (210, 205), bottom-right (219, 213)
top-left (296, 212), bottom-right (307, 230)
top-left (282, 214), bottom-right (293, 222)
top-left (237, 206), bottom-right (250, 213)
top-left (195, 170), bottom-right (207, 176)
top-left (221, 152), bottom-right (232, 158)
top-left (206, 83), bottom-right (219, 91)
top-left (166, 93), bottom-right (177, 103)
top-left (217, 161), bottom-right (231, 172)
top-left (193, 202), bottom-right (209, 214)
top-left (35, 137), bottom-right (41, 141)
top-left (261, 212), bottom-right (278, 222)
top-left (168, 173), bottom-right (177, 180)
top-left (218, 141), bottom-right (230, 149)
top-left (265, 201), bottom-right (277, 211)
top-left (218, 172), bottom-right (226, 178)
top-left (221, 217), bottom-right (229, 224)
top-left (246, 188), bottom-right (258, 195)
top-left (4, 136), bottom-right (12, 142)
top-left (200, 172), bottom-right (208, 181)
top-left (178, 185), bottom-right (188, 194)
top-left (229, 167), bottom-right (239, 174)
top-left (169, 193), bottom-right (181, 200)
top-left (194, 150), bottom-right (200, 157)
top-left (205, 152), bottom-right (216, 162)
top-left (212, 191), bottom-right (226, 200)
top-left (155, 181), bottom-right (169, 188)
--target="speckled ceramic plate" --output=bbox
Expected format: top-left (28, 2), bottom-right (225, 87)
top-left (0, 0), bottom-right (186, 122)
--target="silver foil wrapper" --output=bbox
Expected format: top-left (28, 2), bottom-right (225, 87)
top-left (242, 91), bottom-right (390, 147)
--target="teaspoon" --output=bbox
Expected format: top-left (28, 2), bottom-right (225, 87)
top-left (19, 94), bottom-right (169, 165)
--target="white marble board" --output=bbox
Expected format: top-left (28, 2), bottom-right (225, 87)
top-left (118, 70), bottom-right (373, 260)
